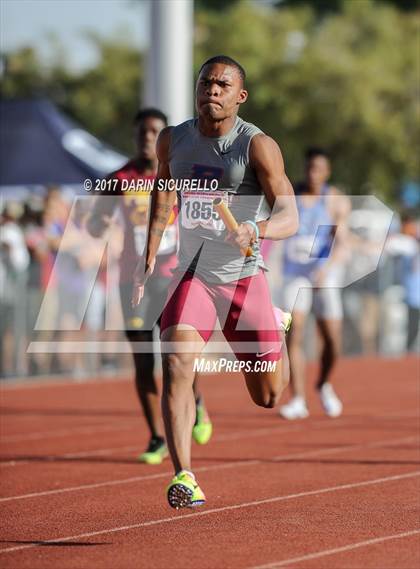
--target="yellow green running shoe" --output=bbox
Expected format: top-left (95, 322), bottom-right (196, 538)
top-left (138, 437), bottom-right (168, 465)
top-left (283, 311), bottom-right (292, 334)
top-left (166, 470), bottom-right (206, 509)
top-left (192, 401), bottom-right (213, 445)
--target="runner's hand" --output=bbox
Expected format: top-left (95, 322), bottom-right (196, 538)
top-left (86, 213), bottom-right (112, 238)
top-left (225, 223), bottom-right (255, 255)
top-left (311, 265), bottom-right (327, 287)
top-left (132, 257), bottom-right (156, 307)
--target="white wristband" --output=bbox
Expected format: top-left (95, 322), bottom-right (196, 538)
top-left (245, 220), bottom-right (259, 241)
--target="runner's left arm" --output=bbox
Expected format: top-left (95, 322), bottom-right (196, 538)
top-left (310, 189), bottom-right (351, 286)
top-left (325, 188), bottom-right (351, 265)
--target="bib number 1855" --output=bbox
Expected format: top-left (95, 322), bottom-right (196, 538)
top-left (181, 195), bottom-right (226, 231)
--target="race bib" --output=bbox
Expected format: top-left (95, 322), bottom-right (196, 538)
top-left (134, 225), bottom-right (177, 256)
top-left (181, 191), bottom-right (227, 232)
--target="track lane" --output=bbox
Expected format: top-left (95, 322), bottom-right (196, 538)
top-left (0, 357), bottom-right (418, 569)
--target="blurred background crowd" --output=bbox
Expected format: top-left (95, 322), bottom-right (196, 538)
top-left (0, 0), bottom-right (419, 379)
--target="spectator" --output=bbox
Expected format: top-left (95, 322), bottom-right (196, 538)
top-left (386, 212), bottom-right (420, 351)
top-left (0, 201), bottom-right (29, 376)
top-left (22, 196), bottom-right (50, 374)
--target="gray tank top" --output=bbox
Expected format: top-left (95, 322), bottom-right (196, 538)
top-left (169, 116), bottom-right (270, 284)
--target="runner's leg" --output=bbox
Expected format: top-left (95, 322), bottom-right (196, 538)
top-left (127, 330), bottom-right (163, 439)
top-left (313, 286), bottom-right (343, 388)
top-left (160, 271), bottom-right (216, 473)
top-left (315, 318), bottom-right (341, 388)
top-left (222, 271), bottom-right (289, 408)
top-left (161, 326), bottom-right (205, 473)
top-left (287, 311), bottom-right (308, 399)
top-left (243, 330), bottom-right (289, 408)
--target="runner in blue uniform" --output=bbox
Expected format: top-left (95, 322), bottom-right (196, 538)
top-left (280, 148), bottom-right (350, 419)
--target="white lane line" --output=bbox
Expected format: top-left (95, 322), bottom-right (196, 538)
top-left (2, 405), bottom-right (418, 444)
top-left (0, 445), bottom-right (141, 468)
top-left (2, 417), bottom-right (365, 468)
top-left (3, 404), bottom-right (418, 463)
top-left (1, 471), bottom-right (419, 555)
top-left (0, 421), bottom-right (139, 444)
top-left (1, 434), bottom-right (417, 503)
top-left (250, 529), bottom-right (420, 568)
top-left (0, 374), bottom-right (131, 390)
top-left (270, 434), bottom-right (420, 463)
top-left (0, 421), bottom-right (327, 468)
top-left (0, 460), bottom-right (252, 504)
top-left (0, 412), bottom-right (329, 445)
top-left (0, 422), bottom-right (317, 468)
top-left (214, 424), bottom-right (306, 443)
top-left (0, 420), bottom-right (306, 453)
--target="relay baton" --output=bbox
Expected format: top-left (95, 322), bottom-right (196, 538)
top-left (213, 198), bottom-right (253, 257)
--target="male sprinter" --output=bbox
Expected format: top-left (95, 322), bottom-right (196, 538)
top-left (87, 108), bottom-right (212, 465)
top-left (133, 56), bottom-right (298, 508)
top-left (279, 148), bottom-right (350, 420)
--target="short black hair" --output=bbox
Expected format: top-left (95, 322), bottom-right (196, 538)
top-left (133, 108), bottom-right (168, 126)
top-left (305, 147), bottom-right (331, 162)
top-left (400, 210), bottom-right (416, 224)
top-left (198, 55), bottom-right (246, 84)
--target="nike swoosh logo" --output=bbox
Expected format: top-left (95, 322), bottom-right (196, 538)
top-left (256, 349), bottom-right (274, 358)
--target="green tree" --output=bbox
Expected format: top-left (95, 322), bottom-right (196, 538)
top-left (195, 0), bottom-right (418, 201)
top-left (1, 47), bottom-right (48, 97)
top-left (65, 34), bottom-right (143, 153)
top-left (1, 1), bottom-right (417, 200)
top-left (276, 0), bottom-right (419, 16)
top-left (1, 34), bottom-right (143, 155)
top-left (196, 0), bottom-right (241, 9)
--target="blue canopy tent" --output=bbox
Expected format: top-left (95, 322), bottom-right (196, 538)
top-left (0, 98), bottom-right (127, 198)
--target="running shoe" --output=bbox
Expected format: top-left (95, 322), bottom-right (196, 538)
top-left (282, 311), bottom-right (293, 334)
top-left (274, 308), bottom-right (292, 334)
top-left (279, 396), bottom-right (309, 420)
top-left (318, 383), bottom-right (343, 418)
top-left (192, 400), bottom-right (213, 445)
top-left (166, 470), bottom-right (206, 509)
top-left (138, 437), bottom-right (168, 465)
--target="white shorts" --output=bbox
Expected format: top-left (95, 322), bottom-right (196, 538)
top-left (85, 281), bottom-right (106, 331)
top-left (282, 271), bottom-right (343, 320)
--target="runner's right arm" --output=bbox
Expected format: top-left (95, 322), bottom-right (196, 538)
top-left (86, 191), bottom-right (118, 238)
top-left (144, 127), bottom-right (177, 269)
top-left (132, 127), bottom-right (177, 305)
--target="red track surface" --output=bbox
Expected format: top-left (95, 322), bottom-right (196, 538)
top-left (0, 356), bottom-right (419, 569)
